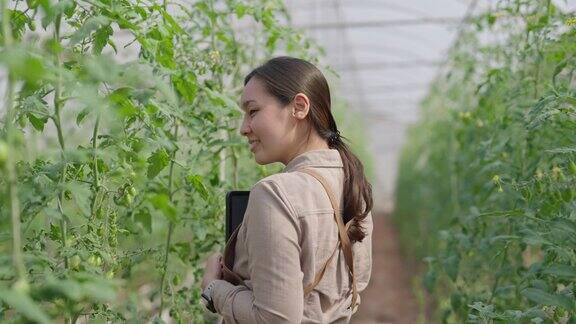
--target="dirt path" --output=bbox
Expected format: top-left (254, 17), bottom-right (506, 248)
top-left (351, 213), bottom-right (421, 324)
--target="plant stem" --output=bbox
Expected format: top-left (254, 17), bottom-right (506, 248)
top-left (206, 0), bottom-right (227, 185)
top-left (159, 122), bottom-right (179, 314)
top-left (1, 0), bottom-right (27, 283)
top-left (90, 113), bottom-right (101, 218)
top-left (52, 11), bottom-right (69, 270)
top-left (231, 144), bottom-right (238, 188)
top-left (488, 244), bottom-right (509, 303)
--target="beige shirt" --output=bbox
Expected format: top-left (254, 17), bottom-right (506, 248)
top-left (212, 149), bottom-right (373, 323)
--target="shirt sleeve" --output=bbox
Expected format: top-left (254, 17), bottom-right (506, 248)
top-left (212, 179), bottom-right (303, 324)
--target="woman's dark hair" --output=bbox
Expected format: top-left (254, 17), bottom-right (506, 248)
top-left (244, 56), bottom-right (373, 242)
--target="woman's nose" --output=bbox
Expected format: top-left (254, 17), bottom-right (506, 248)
top-left (239, 118), bottom-right (250, 136)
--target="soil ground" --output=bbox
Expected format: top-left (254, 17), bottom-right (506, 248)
top-left (351, 213), bottom-right (422, 324)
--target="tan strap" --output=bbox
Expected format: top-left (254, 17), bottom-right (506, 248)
top-left (303, 220), bottom-right (352, 295)
top-left (298, 168), bottom-right (358, 310)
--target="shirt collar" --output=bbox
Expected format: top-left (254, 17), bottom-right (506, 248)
top-left (282, 149), bottom-right (343, 173)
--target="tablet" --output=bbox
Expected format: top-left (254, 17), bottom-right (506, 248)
top-left (225, 191), bottom-right (250, 241)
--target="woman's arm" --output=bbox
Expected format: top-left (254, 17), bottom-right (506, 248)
top-left (211, 179), bottom-right (303, 324)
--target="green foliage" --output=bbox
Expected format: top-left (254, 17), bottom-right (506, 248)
top-left (0, 0), bottom-right (334, 322)
top-left (394, 1), bottom-right (576, 322)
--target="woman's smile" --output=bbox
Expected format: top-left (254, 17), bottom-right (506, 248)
top-left (249, 139), bottom-right (260, 152)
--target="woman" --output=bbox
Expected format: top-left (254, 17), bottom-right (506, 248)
top-left (200, 56), bottom-right (373, 323)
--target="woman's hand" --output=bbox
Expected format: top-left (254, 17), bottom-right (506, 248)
top-left (201, 252), bottom-right (223, 290)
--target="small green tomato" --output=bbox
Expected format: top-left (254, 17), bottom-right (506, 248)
top-left (65, 235), bottom-right (76, 247)
top-left (535, 169), bottom-right (544, 180)
top-left (552, 166), bottom-right (565, 181)
top-left (96, 208), bottom-right (104, 219)
top-left (172, 274), bottom-right (181, 286)
top-left (13, 278), bottom-right (30, 294)
top-left (127, 186), bottom-right (137, 196)
top-left (70, 254), bottom-right (81, 270)
top-left (88, 255), bottom-right (102, 267)
top-left (569, 161), bottom-right (576, 175)
top-left (124, 194), bottom-right (133, 206)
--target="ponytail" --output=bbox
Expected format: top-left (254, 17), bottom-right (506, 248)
top-left (322, 130), bottom-right (373, 242)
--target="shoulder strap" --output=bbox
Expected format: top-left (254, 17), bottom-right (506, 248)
top-left (298, 168), bottom-right (358, 311)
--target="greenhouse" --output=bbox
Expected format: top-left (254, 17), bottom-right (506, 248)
top-left (0, 0), bottom-right (575, 323)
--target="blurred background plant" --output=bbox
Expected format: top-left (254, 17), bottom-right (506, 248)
top-left (394, 0), bottom-right (576, 322)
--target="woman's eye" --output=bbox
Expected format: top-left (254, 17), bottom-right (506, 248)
top-left (249, 109), bottom-right (258, 116)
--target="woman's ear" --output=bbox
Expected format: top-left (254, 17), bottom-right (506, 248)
top-left (291, 93), bottom-right (310, 120)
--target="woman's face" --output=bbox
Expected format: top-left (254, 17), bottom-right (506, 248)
top-left (239, 77), bottom-right (297, 165)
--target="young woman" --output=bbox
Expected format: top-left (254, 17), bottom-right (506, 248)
top-left (200, 56), bottom-right (373, 323)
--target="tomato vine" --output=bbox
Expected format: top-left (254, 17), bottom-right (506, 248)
top-left (395, 1), bottom-right (576, 322)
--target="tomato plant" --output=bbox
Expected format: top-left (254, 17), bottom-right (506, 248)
top-left (0, 0), bottom-right (333, 322)
top-left (395, 1), bottom-right (576, 322)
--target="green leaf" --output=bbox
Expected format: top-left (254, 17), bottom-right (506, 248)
top-left (186, 174), bottom-right (209, 201)
top-left (49, 222), bottom-right (62, 241)
top-left (6, 9), bottom-right (32, 41)
top-left (487, 13), bottom-right (497, 26)
top-left (69, 16), bottom-right (110, 46)
top-left (41, 0), bottom-right (75, 29)
top-left (172, 242), bottom-right (191, 262)
top-left (63, 0), bottom-right (76, 17)
top-left (520, 228), bottom-right (550, 246)
top-left (443, 254), bottom-right (460, 282)
top-left (172, 73), bottom-right (198, 103)
top-left (156, 38), bottom-right (175, 69)
top-left (545, 146), bottom-right (576, 154)
top-left (108, 87), bottom-right (132, 103)
top-left (150, 193), bottom-right (177, 223)
top-left (92, 25), bottom-right (113, 54)
top-left (108, 87), bottom-right (138, 118)
top-left (160, 10), bottom-right (185, 35)
top-left (21, 95), bottom-right (49, 130)
top-left (0, 49), bottom-right (46, 85)
top-left (541, 264), bottom-right (576, 279)
top-left (204, 87), bottom-right (240, 112)
top-left (81, 281), bottom-right (116, 302)
top-left (261, 9), bottom-right (275, 29)
top-left (147, 148), bottom-right (170, 179)
top-left (266, 28), bottom-right (281, 51)
top-left (27, 113), bottom-right (48, 131)
top-left (135, 208), bottom-right (152, 233)
top-left (0, 289), bottom-right (52, 324)
top-left (76, 106), bottom-right (91, 126)
top-left (423, 268), bottom-right (437, 293)
top-left (552, 60), bottom-right (568, 86)
top-left (235, 3), bottom-right (247, 18)
top-left (44, 277), bottom-right (83, 300)
top-left (522, 288), bottom-right (574, 310)
top-left (66, 182), bottom-right (92, 217)
top-left (83, 54), bottom-right (118, 82)
top-left (564, 96), bottom-right (576, 107)
top-left (42, 276), bottom-right (116, 302)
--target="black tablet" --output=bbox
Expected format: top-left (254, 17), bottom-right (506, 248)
top-left (225, 191), bottom-right (250, 241)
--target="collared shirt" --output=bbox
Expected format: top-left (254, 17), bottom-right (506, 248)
top-left (211, 148), bottom-right (373, 323)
